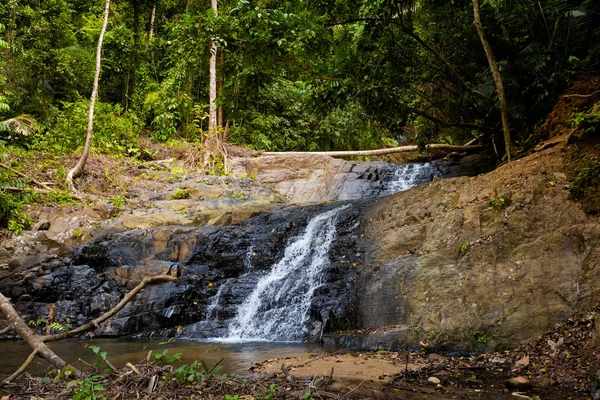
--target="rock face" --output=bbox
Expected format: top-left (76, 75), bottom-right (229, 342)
top-left (326, 143), bottom-right (600, 352)
top-left (0, 203), bottom-right (364, 339)
top-left (231, 154), bottom-right (489, 204)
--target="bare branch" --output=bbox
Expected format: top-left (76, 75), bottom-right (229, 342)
top-left (0, 324), bottom-right (13, 335)
top-left (0, 162), bottom-right (53, 191)
top-left (2, 350), bottom-right (38, 385)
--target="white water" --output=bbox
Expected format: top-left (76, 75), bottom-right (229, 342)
top-left (384, 162), bottom-right (437, 194)
top-left (204, 162), bottom-right (436, 343)
top-left (226, 205), bottom-right (349, 341)
top-left (205, 284), bottom-right (226, 320)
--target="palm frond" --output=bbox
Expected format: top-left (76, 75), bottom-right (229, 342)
top-left (0, 114), bottom-right (39, 137)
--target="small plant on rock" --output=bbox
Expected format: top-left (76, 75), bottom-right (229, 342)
top-left (172, 188), bottom-right (190, 199)
top-left (488, 195), bottom-right (505, 208)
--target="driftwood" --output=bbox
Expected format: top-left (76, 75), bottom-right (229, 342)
top-left (0, 274), bottom-right (178, 385)
top-left (261, 144), bottom-right (483, 158)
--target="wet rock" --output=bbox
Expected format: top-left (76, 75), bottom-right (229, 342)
top-left (531, 375), bottom-right (553, 388)
top-left (427, 376), bottom-right (441, 385)
top-left (5, 202), bottom-right (365, 339)
top-left (428, 354), bottom-right (447, 362)
top-left (506, 376), bottom-right (531, 391)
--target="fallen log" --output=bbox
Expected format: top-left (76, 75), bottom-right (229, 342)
top-left (0, 274), bottom-right (178, 385)
top-left (261, 144), bottom-right (483, 158)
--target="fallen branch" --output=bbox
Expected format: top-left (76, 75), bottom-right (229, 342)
top-left (563, 90), bottom-right (600, 98)
top-left (0, 274), bottom-right (178, 385)
top-left (261, 144), bottom-right (483, 158)
top-left (0, 162), bottom-right (53, 191)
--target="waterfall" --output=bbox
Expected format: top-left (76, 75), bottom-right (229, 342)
top-left (205, 283), bottom-right (226, 320)
top-left (226, 205), bottom-right (349, 341)
top-left (384, 162), bottom-right (439, 195)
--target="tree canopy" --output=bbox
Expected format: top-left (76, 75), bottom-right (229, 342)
top-left (0, 0), bottom-right (598, 155)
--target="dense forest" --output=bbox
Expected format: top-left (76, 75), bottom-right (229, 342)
top-left (1, 0), bottom-right (600, 228)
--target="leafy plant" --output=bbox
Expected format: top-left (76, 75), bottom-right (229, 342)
top-left (459, 242), bottom-right (470, 254)
top-left (87, 345), bottom-right (112, 373)
top-left (473, 330), bottom-right (500, 344)
top-left (488, 196), bottom-right (506, 208)
top-left (68, 375), bottom-right (107, 400)
top-left (172, 188), bottom-right (190, 199)
top-left (228, 192), bottom-right (248, 199)
top-left (111, 195), bottom-right (126, 208)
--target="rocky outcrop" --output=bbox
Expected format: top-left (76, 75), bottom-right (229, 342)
top-left (231, 154), bottom-right (491, 204)
top-left (0, 203), bottom-right (364, 339)
top-left (326, 141), bottom-right (600, 352)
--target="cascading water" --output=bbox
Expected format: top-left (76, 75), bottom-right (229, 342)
top-left (191, 162), bottom-right (438, 342)
top-left (383, 162), bottom-right (440, 195)
top-left (226, 205), bottom-right (349, 341)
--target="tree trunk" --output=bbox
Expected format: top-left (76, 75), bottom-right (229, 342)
top-left (208, 0), bottom-right (218, 132)
top-left (217, 52), bottom-right (224, 129)
top-left (65, 0), bottom-right (110, 189)
top-left (202, 0), bottom-right (229, 173)
top-left (472, 0), bottom-right (512, 162)
top-left (262, 143), bottom-right (483, 157)
top-left (146, 3), bottom-right (155, 51)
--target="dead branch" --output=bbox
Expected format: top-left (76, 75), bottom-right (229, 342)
top-left (0, 274), bottom-right (177, 385)
top-left (3, 350), bottom-right (38, 384)
top-left (261, 144), bottom-right (483, 158)
top-left (563, 90), bottom-right (600, 98)
top-left (0, 162), bottom-right (53, 191)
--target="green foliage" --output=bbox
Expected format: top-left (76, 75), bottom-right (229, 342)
top-left (570, 103), bottom-right (600, 134)
top-left (172, 188), bottom-right (190, 200)
top-left (473, 330), bottom-right (500, 344)
top-left (87, 345), bottom-right (112, 374)
top-left (0, 160), bottom-right (34, 233)
top-left (37, 100), bottom-right (141, 157)
top-left (44, 189), bottom-right (75, 206)
top-left (228, 192), bottom-right (248, 199)
top-left (459, 242), bottom-right (470, 254)
top-left (488, 196), bottom-right (506, 208)
top-left (68, 375), bottom-right (107, 400)
top-left (111, 195), bottom-right (126, 208)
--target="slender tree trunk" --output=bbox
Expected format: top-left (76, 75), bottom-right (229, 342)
top-left (217, 52), bottom-right (224, 129)
top-left (208, 0), bottom-right (218, 132)
top-left (146, 3), bottom-right (155, 51)
top-left (201, 0), bottom-right (228, 172)
top-left (65, 0), bottom-right (110, 188)
top-left (472, 0), bottom-right (512, 161)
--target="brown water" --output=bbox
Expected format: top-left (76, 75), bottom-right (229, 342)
top-left (0, 338), bottom-right (331, 377)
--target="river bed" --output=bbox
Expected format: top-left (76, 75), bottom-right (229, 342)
top-left (0, 338), bottom-right (332, 377)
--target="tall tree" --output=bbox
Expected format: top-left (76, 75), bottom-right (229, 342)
top-left (65, 0), bottom-right (111, 189)
top-left (202, 0), bottom-right (229, 172)
top-left (472, 0), bottom-right (512, 161)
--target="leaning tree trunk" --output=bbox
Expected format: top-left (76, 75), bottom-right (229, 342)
top-left (472, 0), bottom-right (512, 162)
top-left (65, 0), bottom-right (110, 189)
